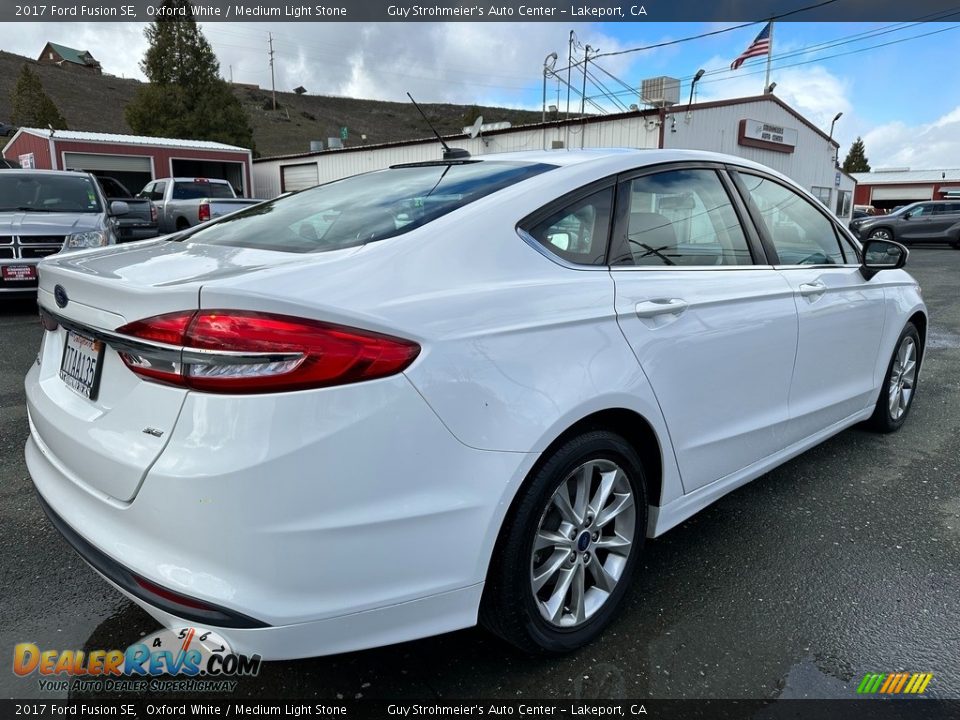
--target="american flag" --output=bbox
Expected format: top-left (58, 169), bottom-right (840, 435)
top-left (730, 23), bottom-right (771, 70)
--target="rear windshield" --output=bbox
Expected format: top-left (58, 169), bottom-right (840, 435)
top-left (173, 181), bottom-right (236, 200)
top-left (186, 161), bottom-right (556, 253)
top-left (0, 172), bottom-right (102, 213)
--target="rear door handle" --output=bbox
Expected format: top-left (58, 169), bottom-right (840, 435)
top-left (635, 298), bottom-right (688, 318)
top-left (798, 281), bottom-right (827, 297)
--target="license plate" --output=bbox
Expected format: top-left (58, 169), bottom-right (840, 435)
top-left (1, 265), bottom-right (36, 281)
top-left (60, 331), bottom-right (105, 401)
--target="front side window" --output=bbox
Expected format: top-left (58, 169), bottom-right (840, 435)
top-left (611, 169), bottom-right (753, 267)
top-left (188, 161), bottom-right (555, 253)
top-left (524, 187), bottom-right (613, 265)
top-left (0, 172), bottom-right (102, 213)
top-left (740, 173), bottom-right (846, 265)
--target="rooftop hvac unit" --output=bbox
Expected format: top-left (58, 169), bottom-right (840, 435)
top-left (640, 76), bottom-right (680, 108)
top-left (327, 137), bottom-right (343, 149)
top-left (310, 140), bottom-right (324, 152)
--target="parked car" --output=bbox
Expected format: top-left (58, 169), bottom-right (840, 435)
top-left (0, 169), bottom-right (129, 294)
top-left (0, 122), bottom-right (16, 137)
top-left (26, 149), bottom-right (925, 659)
top-left (0, 157), bottom-right (21, 169)
top-left (851, 200), bottom-right (960, 248)
top-left (138, 177), bottom-right (261, 233)
top-left (93, 176), bottom-right (160, 243)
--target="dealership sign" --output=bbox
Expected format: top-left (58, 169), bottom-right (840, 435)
top-left (738, 119), bottom-right (797, 153)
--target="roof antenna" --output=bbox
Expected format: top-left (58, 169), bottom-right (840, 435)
top-left (406, 92), bottom-right (470, 161)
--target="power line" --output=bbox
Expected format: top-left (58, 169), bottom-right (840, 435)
top-left (593, 0), bottom-right (840, 60)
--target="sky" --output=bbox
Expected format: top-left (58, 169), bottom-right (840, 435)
top-left (2, 20), bottom-right (959, 167)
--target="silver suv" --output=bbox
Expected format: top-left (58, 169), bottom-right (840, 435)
top-left (851, 200), bottom-right (960, 248)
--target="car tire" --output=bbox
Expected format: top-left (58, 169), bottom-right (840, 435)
top-left (480, 430), bottom-right (647, 654)
top-left (866, 323), bottom-right (921, 433)
top-left (868, 228), bottom-right (893, 242)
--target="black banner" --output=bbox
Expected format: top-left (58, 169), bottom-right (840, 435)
top-left (2, 699), bottom-right (958, 719)
top-left (2, 0), bottom-right (960, 23)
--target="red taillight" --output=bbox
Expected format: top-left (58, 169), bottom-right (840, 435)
top-left (150, 203), bottom-right (158, 223)
top-left (198, 201), bottom-right (211, 223)
top-left (114, 310), bottom-right (420, 394)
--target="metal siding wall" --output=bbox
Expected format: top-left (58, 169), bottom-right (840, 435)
top-left (252, 117), bottom-right (660, 199)
top-left (662, 101), bottom-right (838, 192)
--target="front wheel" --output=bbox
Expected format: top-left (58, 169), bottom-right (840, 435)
top-left (480, 431), bottom-right (647, 654)
top-left (868, 228), bottom-right (893, 242)
top-left (867, 323), bottom-right (920, 433)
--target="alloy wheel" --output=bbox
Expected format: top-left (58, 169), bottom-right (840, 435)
top-left (530, 459), bottom-right (636, 628)
top-left (888, 336), bottom-right (917, 421)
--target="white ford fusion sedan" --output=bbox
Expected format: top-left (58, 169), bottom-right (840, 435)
top-left (26, 149), bottom-right (926, 658)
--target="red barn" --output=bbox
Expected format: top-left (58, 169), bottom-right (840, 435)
top-left (852, 168), bottom-right (960, 211)
top-left (2, 128), bottom-right (253, 198)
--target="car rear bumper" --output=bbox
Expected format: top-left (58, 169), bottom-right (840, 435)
top-left (25, 371), bottom-right (535, 657)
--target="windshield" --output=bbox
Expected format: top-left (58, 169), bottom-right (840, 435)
top-left (173, 181), bottom-right (236, 200)
top-left (0, 172), bottom-right (102, 213)
top-left (186, 161), bottom-right (556, 253)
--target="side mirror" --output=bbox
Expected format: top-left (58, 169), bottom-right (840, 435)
top-left (901, 211), bottom-right (911, 220)
top-left (109, 200), bottom-right (130, 217)
top-left (860, 238), bottom-right (908, 280)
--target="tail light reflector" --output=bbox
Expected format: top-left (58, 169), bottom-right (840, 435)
top-left (114, 310), bottom-right (420, 394)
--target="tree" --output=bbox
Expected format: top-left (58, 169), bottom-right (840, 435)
top-left (842, 137), bottom-right (871, 173)
top-left (10, 64), bottom-right (68, 129)
top-left (125, 0), bottom-right (254, 150)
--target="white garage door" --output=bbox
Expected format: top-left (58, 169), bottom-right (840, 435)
top-left (871, 186), bottom-right (933, 201)
top-left (62, 153), bottom-right (152, 174)
top-left (282, 163), bottom-right (319, 192)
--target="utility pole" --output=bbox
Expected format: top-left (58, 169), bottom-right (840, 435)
top-left (268, 32), bottom-right (276, 111)
top-left (565, 30), bottom-right (574, 149)
top-left (229, 64), bottom-right (233, 84)
top-left (580, 45), bottom-right (592, 116)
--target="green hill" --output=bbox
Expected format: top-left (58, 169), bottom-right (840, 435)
top-left (0, 50), bottom-right (546, 158)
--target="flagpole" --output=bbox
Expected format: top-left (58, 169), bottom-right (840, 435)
top-left (764, 21), bottom-right (774, 92)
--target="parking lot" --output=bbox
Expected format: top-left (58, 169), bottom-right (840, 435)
top-left (1, 246), bottom-right (958, 701)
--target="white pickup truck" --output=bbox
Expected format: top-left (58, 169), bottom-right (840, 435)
top-left (138, 177), bottom-right (261, 234)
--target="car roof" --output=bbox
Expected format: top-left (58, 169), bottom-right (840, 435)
top-left (474, 147), bottom-right (791, 178)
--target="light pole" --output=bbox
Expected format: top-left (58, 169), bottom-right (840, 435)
top-left (828, 111), bottom-right (843, 165)
top-left (542, 52), bottom-right (558, 123)
top-left (828, 111), bottom-right (843, 141)
top-left (686, 68), bottom-right (705, 120)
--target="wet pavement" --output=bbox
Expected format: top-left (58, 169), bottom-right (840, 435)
top-left (1, 247), bottom-right (958, 700)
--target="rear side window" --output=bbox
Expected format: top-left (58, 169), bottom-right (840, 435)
top-left (173, 181), bottom-right (235, 200)
top-left (524, 187), bottom-right (614, 265)
top-left (152, 181), bottom-right (166, 201)
top-left (188, 161), bottom-right (555, 253)
top-left (611, 169), bottom-right (753, 266)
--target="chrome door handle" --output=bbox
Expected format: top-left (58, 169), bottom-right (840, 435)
top-left (635, 298), bottom-right (688, 318)
top-left (798, 281), bottom-right (827, 297)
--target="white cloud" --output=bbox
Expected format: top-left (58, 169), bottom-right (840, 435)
top-left (862, 107), bottom-right (960, 168)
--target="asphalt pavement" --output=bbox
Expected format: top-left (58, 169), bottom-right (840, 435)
top-left (1, 247), bottom-right (958, 701)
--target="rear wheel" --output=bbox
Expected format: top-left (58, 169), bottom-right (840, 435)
top-left (867, 323), bottom-right (920, 433)
top-left (480, 431), bottom-right (647, 653)
top-left (175, 218), bottom-right (190, 231)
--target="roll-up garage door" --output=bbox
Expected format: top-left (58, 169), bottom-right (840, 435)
top-left (62, 153), bottom-right (152, 174)
top-left (871, 186), bottom-right (932, 201)
top-left (281, 163), bottom-right (319, 192)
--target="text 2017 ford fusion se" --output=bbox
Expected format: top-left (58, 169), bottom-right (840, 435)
top-left (25, 149), bottom-right (926, 659)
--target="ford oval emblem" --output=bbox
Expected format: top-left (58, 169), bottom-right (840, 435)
top-left (54, 284), bottom-right (68, 308)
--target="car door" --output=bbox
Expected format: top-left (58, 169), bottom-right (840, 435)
top-left (899, 203), bottom-right (940, 242)
top-left (731, 170), bottom-right (887, 444)
top-left (609, 164), bottom-right (799, 493)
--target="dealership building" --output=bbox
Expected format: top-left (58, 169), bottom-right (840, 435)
top-left (2, 128), bottom-right (254, 197)
top-left (252, 93), bottom-right (856, 218)
top-left (852, 167), bottom-right (960, 211)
